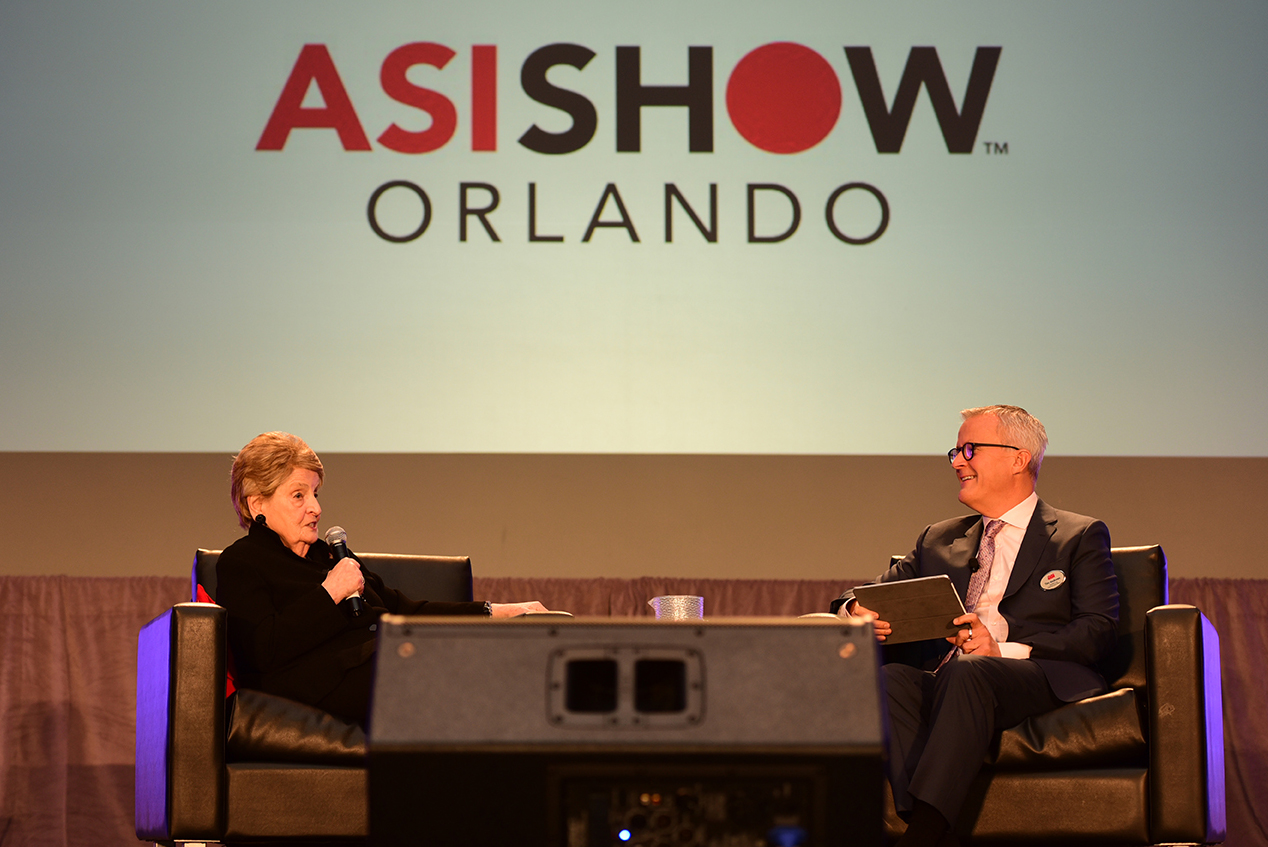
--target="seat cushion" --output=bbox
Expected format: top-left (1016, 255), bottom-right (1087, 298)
top-left (990, 688), bottom-right (1145, 770)
top-left (226, 762), bottom-right (367, 839)
top-left (963, 768), bottom-right (1149, 843)
top-left (227, 688), bottom-right (366, 765)
top-left (883, 767), bottom-right (1150, 844)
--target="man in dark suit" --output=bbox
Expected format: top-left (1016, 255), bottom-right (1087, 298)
top-left (837, 405), bottom-right (1119, 847)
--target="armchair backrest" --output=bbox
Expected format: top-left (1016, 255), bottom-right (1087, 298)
top-left (192, 548), bottom-right (474, 604)
top-left (1100, 544), bottom-right (1167, 690)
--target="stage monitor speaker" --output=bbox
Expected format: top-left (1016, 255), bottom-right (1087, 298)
top-left (368, 616), bottom-right (884, 847)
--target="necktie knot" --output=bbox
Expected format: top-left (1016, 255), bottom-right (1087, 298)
top-left (983, 518), bottom-right (1005, 540)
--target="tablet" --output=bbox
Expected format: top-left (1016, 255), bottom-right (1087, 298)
top-left (851, 576), bottom-right (966, 644)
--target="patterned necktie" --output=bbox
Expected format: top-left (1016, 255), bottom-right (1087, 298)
top-left (965, 519), bottom-right (1006, 612)
top-left (937, 518), bottom-right (1005, 671)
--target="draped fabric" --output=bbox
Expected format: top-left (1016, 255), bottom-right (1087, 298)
top-left (1171, 578), bottom-right (1268, 847)
top-left (473, 575), bottom-right (857, 618)
top-left (0, 574), bottom-right (1263, 847)
top-left (0, 576), bottom-right (187, 847)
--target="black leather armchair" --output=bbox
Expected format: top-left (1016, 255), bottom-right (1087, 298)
top-left (135, 549), bottom-right (475, 846)
top-left (877, 545), bottom-right (1225, 845)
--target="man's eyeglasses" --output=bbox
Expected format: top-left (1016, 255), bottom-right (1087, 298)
top-left (947, 442), bottom-right (1021, 464)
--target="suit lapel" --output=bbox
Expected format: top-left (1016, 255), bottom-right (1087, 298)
top-left (948, 519), bottom-right (984, 602)
top-left (1004, 498), bottom-right (1058, 599)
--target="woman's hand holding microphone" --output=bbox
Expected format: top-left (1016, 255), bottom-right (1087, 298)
top-left (322, 557), bottom-right (365, 604)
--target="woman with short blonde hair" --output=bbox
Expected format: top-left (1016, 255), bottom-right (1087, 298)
top-left (215, 432), bottom-right (551, 726)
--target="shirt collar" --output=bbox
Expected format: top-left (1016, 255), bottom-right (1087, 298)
top-left (990, 491), bottom-right (1039, 531)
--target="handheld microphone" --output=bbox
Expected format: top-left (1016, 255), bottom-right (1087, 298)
top-left (324, 526), bottom-right (365, 617)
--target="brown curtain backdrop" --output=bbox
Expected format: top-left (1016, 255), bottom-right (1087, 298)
top-left (0, 576), bottom-right (187, 847)
top-left (1170, 578), bottom-right (1268, 847)
top-left (1, 574), bottom-right (1263, 847)
top-left (473, 576), bottom-right (857, 618)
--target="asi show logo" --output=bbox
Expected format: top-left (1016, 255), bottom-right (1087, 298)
top-left (256, 42), bottom-right (1002, 245)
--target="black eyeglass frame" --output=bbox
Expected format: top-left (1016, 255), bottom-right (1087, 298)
top-left (947, 442), bottom-right (1022, 464)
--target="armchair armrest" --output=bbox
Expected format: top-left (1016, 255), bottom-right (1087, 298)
top-left (135, 602), bottom-right (228, 841)
top-left (1146, 604), bottom-right (1226, 844)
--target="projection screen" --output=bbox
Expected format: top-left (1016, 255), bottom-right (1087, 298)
top-left (2, 0), bottom-right (1265, 456)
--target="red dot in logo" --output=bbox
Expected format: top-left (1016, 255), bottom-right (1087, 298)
top-left (726, 42), bottom-right (842, 154)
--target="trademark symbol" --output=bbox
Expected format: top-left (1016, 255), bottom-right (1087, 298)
top-left (982, 141), bottom-right (1009, 155)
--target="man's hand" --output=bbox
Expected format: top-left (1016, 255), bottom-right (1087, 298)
top-left (947, 612), bottom-right (1001, 657)
top-left (850, 601), bottom-right (892, 642)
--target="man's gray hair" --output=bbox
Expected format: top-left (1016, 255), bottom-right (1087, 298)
top-left (961, 404), bottom-right (1048, 478)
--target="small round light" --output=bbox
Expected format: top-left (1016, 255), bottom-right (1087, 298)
top-left (618, 829), bottom-right (632, 842)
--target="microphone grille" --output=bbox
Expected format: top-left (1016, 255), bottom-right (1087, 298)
top-left (324, 526), bottom-right (347, 545)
